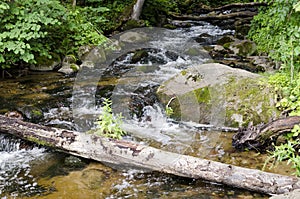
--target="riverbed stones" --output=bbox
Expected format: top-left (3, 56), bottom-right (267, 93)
top-left (157, 63), bottom-right (280, 127)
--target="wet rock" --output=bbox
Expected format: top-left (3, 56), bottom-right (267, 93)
top-left (4, 111), bottom-right (24, 120)
top-left (234, 17), bottom-right (253, 39)
top-left (270, 189), bottom-right (300, 199)
top-left (216, 35), bottom-right (235, 46)
top-left (194, 33), bottom-right (213, 45)
top-left (229, 40), bottom-right (257, 57)
top-left (17, 105), bottom-right (44, 123)
top-left (30, 53), bottom-right (61, 71)
top-left (162, 24), bottom-right (177, 29)
top-left (218, 59), bottom-right (265, 73)
top-left (78, 45), bottom-right (94, 60)
top-left (168, 20), bottom-right (192, 28)
top-left (129, 84), bottom-right (159, 119)
top-left (249, 56), bottom-right (277, 72)
top-left (157, 63), bottom-right (279, 127)
top-left (209, 45), bottom-right (234, 60)
top-left (122, 19), bottom-right (145, 31)
top-left (131, 50), bottom-right (149, 64)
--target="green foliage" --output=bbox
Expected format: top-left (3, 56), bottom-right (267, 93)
top-left (96, 0), bottom-right (133, 33)
top-left (0, 0), bottom-right (109, 69)
top-left (261, 0), bottom-right (300, 171)
top-left (141, 0), bottom-right (179, 25)
top-left (165, 106), bottom-right (174, 117)
top-left (58, 6), bottom-right (108, 55)
top-left (268, 72), bottom-right (300, 116)
top-left (0, 0), bottom-right (66, 68)
top-left (248, 0), bottom-right (300, 78)
top-left (93, 98), bottom-right (126, 140)
top-left (165, 97), bottom-right (176, 117)
top-left (264, 125), bottom-right (300, 176)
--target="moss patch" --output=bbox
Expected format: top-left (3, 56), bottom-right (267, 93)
top-left (158, 76), bottom-right (280, 127)
top-left (224, 77), bottom-right (279, 127)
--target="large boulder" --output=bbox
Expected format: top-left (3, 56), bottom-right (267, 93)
top-left (157, 63), bottom-right (280, 127)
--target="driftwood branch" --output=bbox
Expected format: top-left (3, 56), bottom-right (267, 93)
top-left (0, 114), bottom-right (300, 195)
top-left (232, 116), bottom-right (300, 151)
top-left (170, 11), bottom-right (257, 21)
top-left (212, 2), bottom-right (267, 12)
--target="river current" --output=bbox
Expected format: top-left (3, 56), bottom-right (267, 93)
top-left (0, 22), bottom-right (274, 198)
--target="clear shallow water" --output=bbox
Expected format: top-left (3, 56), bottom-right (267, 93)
top-left (0, 24), bottom-right (277, 198)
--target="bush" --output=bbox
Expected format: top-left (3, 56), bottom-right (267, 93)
top-left (249, 0), bottom-right (300, 78)
top-left (0, 0), bottom-right (109, 69)
top-left (0, 0), bottom-right (66, 68)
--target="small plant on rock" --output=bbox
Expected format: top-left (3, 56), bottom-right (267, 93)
top-left (94, 98), bottom-right (126, 139)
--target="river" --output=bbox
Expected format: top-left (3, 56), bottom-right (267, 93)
top-left (0, 22), bottom-right (291, 198)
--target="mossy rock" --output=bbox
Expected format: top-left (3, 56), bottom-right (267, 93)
top-left (17, 105), bottom-right (44, 123)
top-left (229, 40), bottom-right (257, 57)
top-left (157, 63), bottom-right (280, 127)
top-left (163, 24), bottom-right (177, 30)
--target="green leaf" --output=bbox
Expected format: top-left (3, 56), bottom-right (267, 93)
top-left (293, 2), bottom-right (300, 12)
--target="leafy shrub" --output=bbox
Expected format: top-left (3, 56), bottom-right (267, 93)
top-left (58, 6), bottom-right (108, 55)
top-left (0, 0), bottom-right (66, 68)
top-left (93, 98), bottom-right (126, 140)
top-left (250, 1), bottom-right (300, 175)
top-left (268, 72), bottom-right (300, 116)
top-left (0, 0), bottom-right (109, 69)
top-left (249, 0), bottom-right (300, 78)
top-left (264, 125), bottom-right (300, 176)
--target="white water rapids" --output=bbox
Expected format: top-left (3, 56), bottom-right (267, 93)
top-left (0, 22), bottom-right (234, 197)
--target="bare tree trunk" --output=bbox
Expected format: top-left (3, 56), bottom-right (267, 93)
top-left (131, 0), bottom-right (145, 20)
top-left (0, 114), bottom-right (300, 195)
top-left (72, 0), bottom-right (76, 8)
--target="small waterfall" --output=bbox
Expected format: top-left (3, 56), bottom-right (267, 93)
top-left (131, 0), bottom-right (145, 20)
top-left (0, 134), bottom-right (46, 197)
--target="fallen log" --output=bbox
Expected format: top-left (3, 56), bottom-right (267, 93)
top-left (212, 2), bottom-right (267, 12)
top-left (0, 114), bottom-right (300, 195)
top-left (170, 11), bottom-right (257, 22)
top-left (232, 116), bottom-right (300, 151)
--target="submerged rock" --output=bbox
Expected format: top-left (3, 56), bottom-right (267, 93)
top-left (157, 63), bottom-right (279, 127)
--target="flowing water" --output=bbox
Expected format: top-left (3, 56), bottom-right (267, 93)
top-left (0, 23), bottom-right (291, 198)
